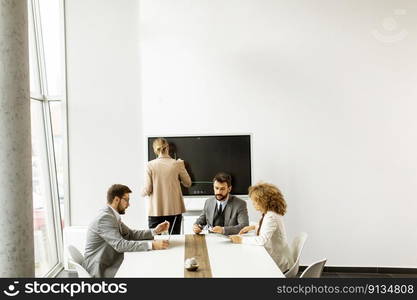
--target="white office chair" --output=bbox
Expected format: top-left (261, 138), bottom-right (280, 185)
top-left (300, 258), bottom-right (327, 278)
top-left (67, 245), bottom-right (91, 278)
top-left (284, 232), bottom-right (308, 278)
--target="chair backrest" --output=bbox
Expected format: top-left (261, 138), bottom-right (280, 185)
top-left (284, 232), bottom-right (308, 278)
top-left (63, 226), bottom-right (88, 270)
top-left (67, 245), bottom-right (92, 278)
top-left (67, 245), bottom-right (84, 265)
top-left (72, 262), bottom-right (92, 278)
top-left (300, 258), bottom-right (327, 278)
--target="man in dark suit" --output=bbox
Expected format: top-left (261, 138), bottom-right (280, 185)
top-left (193, 172), bottom-right (249, 235)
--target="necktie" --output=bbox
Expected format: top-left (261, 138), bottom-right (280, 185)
top-left (217, 204), bottom-right (223, 215)
top-left (213, 203), bottom-right (224, 227)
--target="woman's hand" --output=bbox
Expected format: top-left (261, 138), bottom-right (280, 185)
top-left (230, 235), bottom-right (242, 244)
top-left (238, 225), bottom-right (255, 235)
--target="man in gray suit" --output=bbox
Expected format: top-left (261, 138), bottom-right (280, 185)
top-left (83, 184), bottom-right (169, 278)
top-left (193, 172), bottom-right (249, 235)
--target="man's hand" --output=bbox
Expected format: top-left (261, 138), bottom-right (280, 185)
top-left (238, 225), bottom-right (255, 235)
top-left (155, 221), bottom-right (170, 234)
top-left (210, 226), bottom-right (224, 234)
top-left (193, 224), bottom-right (202, 234)
top-left (230, 235), bottom-right (242, 244)
top-left (152, 240), bottom-right (169, 250)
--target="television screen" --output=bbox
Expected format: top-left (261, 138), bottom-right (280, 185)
top-left (147, 135), bottom-right (251, 195)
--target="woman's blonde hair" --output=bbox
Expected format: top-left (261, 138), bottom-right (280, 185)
top-left (248, 182), bottom-right (287, 215)
top-left (153, 138), bottom-right (169, 156)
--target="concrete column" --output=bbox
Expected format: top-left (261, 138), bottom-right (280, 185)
top-left (0, 0), bottom-right (34, 277)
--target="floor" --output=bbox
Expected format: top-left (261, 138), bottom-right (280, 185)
top-left (57, 269), bottom-right (417, 278)
top-left (319, 272), bottom-right (417, 278)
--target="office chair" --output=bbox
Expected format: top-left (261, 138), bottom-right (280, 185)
top-left (284, 232), bottom-right (308, 278)
top-left (67, 245), bottom-right (91, 278)
top-left (300, 258), bottom-right (327, 278)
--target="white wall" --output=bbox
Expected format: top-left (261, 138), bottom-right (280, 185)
top-left (65, 0), bottom-right (417, 268)
top-left (65, 0), bottom-right (146, 228)
top-left (139, 0), bottom-right (417, 267)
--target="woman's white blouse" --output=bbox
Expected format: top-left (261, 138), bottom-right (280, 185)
top-left (241, 211), bottom-right (294, 272)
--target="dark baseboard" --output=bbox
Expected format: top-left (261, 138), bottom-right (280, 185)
top-left (298, 266), bottom-right (417, 274)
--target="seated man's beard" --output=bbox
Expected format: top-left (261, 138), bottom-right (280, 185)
top-left (215, 193), bottom-right (228, 201)
top-left (117, 206), bottom-right (126, 214)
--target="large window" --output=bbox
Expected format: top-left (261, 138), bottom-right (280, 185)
top-left (28, 0), bottom-right (67, 277)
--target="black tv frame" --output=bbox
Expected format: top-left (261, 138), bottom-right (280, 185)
top-left (146, 134), bottom-right (252, 196)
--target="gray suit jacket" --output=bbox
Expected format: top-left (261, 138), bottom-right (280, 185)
top-left (194, 195), bottom-right (249, 235)
top-left (82, 206), bottom-right (154, 278)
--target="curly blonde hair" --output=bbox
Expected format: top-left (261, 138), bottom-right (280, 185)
top-left (248, 182), bottom-right (287, 215)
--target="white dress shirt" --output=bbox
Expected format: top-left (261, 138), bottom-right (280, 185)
top-left (216, 196), bottom-right (229, 213)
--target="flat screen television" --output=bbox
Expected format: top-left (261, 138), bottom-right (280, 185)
top-left (147, 135), bottom-right (251, 196)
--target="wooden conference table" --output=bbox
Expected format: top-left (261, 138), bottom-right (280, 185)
top-left (115, 234), bottom-right (284, 278)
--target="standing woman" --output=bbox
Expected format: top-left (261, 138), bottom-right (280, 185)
top-left (230, 182), bottom-right (294, 273)
top-left (141, 138), bottom-right (192, 234)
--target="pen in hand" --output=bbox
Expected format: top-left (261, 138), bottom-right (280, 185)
top-left (168, 216), bottom-right (177, 241)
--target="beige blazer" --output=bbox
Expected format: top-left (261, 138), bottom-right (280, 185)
top-left (241, 211), bottom-right (294, 272)
top-left (141, 157), bottom-right (192, 216)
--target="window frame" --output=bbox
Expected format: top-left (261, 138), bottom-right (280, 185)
top-left (29, 0), bottom-right (69, 278)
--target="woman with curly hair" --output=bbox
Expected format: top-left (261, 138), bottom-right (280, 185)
top-left (230, 182), bottom-right (294, 272)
